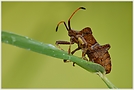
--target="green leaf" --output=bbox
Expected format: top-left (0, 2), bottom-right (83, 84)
top-left (2, 31), bottom-right (105, 74)
top-left (2, 31), bottom-right (117, 88)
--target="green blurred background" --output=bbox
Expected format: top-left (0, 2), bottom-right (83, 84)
top-left (2, 2), bottom-right (132, 88)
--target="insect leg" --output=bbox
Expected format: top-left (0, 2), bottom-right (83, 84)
top-left (64, 38), bottom-right (75, 62)
top-left (55, 41), bottom-right (74, 51)
top-left (71, 47), bottom-right (81, 55)
top-left (71, 47), bottom-right (81, 66)
top-left (55, 40), bottom-right (74, 63)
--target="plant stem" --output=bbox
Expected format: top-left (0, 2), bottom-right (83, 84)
top-left (97, 72), bottom-right (118, 89)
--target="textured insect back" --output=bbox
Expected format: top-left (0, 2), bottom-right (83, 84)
top-left (79, 27), bottom-right (112, 74)
top-left (86, 44), bottom-right (111, 74)
top-left (81, 27), bottom-right (97, 49)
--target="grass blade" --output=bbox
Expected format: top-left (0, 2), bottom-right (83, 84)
top-left (2, 31), bottom-right (105, 74)
top-left (2, 31), bottom-right (117, 88)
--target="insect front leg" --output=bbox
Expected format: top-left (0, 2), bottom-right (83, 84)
top-left (55, 41), bottom-right (74, 50)
top-left (55, 40), bottom-right (74, 62)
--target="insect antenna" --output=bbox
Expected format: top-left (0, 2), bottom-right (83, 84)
top-left (56, 21), bottom-right (69, 32)
top-left (68, 7), bottom-right (86, 30)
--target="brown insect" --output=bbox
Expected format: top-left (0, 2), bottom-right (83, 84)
top-left (55, 7), bottom-right (111, 74)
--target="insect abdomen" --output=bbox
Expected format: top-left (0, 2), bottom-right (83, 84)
top-left (87, 44), bottom-right (111, 74)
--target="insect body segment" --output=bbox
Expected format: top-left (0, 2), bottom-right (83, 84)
top-left (86, 44), bottom-right (111, 74)
top-left (56, 7), bottom-right (111, 74)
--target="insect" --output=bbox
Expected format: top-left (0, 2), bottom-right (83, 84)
top-left (55, 7), bottom-right (111, 74)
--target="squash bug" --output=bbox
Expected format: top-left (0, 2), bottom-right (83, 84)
top-left (55, 7), bottom-right (111, 74)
